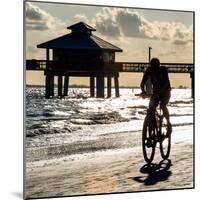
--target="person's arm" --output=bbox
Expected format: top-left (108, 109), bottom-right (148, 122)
top-left (140, 68), bottom-right (150, 93)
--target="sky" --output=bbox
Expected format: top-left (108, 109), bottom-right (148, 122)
top-left (25, 1), bottom-right (194, 87)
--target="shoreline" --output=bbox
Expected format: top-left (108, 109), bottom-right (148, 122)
top-left (26, 85), bottom-right (190, 89)
top-left (26, 125), bottom-right (193, 162)
top-left (26, 142), bottom-right (193, 199)
top-left (25, 126), bottom-right (194, 199)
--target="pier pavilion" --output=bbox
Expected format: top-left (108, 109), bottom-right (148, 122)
top-left (37, 22), bottom-right (123, 98)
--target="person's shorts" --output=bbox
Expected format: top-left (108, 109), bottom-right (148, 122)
top-left (149, 90), bottom-right (171, 109)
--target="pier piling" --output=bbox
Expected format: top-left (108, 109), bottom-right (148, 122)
top-left (114, 74), bottom-right (120, 97)
top-left (58, 75), bottom-right (63, 98)
top-left (50, 75), bottom-right (54, 97)
top-left (64, 75), bottom-right (69, 96)
top-left (96, 75), bottom-right (105, 98)
top-left (107, 76), bottom-right (112, 98)
top-left (190, 71), bottom-right (194, 98)
top-left (45, 72), bottom-right (51, 99)
top-left (90, 76), bottom-right (95, 97)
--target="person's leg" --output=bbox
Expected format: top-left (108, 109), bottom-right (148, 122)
top-left (163, 105), bottom-right (172, 135)
top-left (160, 90), bottom-right (172, 134)
top-left (146, 96), bottom-right (159, 147)
top-left (161, 104), bottom-right (171, 124)
top-left (160, 90), bottom-right (171, 122)
top-left (148, 95), bottom-right (159, 130)
top-left (149, 95), bottom-right (159, 113)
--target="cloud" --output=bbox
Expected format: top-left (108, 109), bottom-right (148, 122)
top-left (116, 9), bottom-right (142, 37)
top-left (173, 40), bottom-right (188, 45)
top-left (27, 45), bottom-right (38, 53)
top-left (26, 22), bottom-right (49, 31)
top-left (171, 22), bottom-right (193, 45)
top-left (26, 3), bottom-right (193, 45)
top-left (83, 7), bottom-right (193, 45)
top-left (95, 22), bottom-right (120, 37)
top-left (26, 3), bottom-right (65, 32)
top-left (74, 14), bottom-right (89, 24)
top-left (26, 3), bottom-right (44, 21)
top-left (158, 51), bottom-right (177, 57)
top-left (26, 3), bottom-right (51, 31)
top-left (91, 8), bottom-right (121, 37)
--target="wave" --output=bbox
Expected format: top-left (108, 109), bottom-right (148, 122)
top-left (26, 120), bottom-right (194, 162)
top-left (170, 113), bottom-right (193, 117)
top-left (169, 100), bottom-right (193, 105)
top-left (26, 131), bottom-right (140, 162)
top-left (25, 87), bottom-right (194, 153)
top-left (26, 112), bottom-right (130, 137)
top-left (26, 126), bottom-right (75, 138)
top-left (68, 112), bottom-right (130, 125)
top-left (88, 112), bottom-right (129, 124)
top-left (127, 105), bottom-right (146, 109)
top-left (172, 122), bottom-right (193, 127)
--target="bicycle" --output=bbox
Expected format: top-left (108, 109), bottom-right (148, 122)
top-left (139, 93), bottom-right (172, 163)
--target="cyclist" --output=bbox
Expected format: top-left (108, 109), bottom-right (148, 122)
top-left (140, 58), bottom-right (172, 133)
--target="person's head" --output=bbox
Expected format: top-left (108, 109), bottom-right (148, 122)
top-left (150, 58), bottom-right (160, 70)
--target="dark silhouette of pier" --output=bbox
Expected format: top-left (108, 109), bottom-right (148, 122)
top-left (26, 22), bottom-right (194, 98)
top-left (26, 59), bottom-right (194, 98)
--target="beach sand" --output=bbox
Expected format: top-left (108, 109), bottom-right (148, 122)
top-left (25, 127), bottom-right (193, 199)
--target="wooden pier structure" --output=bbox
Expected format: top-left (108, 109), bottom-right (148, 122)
top-left (35, 22), bottom-right (122, 98)
top-left (26, 22), bottom-right (194, 98)
top-left (26, 59), bottom-right (194, 98)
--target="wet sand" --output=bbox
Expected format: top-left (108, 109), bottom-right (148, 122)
top-left (25, 127), bottom-right (193, 199)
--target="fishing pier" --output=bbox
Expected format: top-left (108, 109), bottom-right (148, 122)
top-left (26, 22), bottom-right (194, 98)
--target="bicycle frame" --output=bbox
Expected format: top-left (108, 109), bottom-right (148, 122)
top-left (155, 105), bottom-right (163, 140)
top-left (142, 103), bottom-right (171, 163)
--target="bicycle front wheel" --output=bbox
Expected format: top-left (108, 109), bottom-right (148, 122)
top-left (159, 118), bottom-right (171, 160)
top-left (142, 116), bottom-right (156, 163)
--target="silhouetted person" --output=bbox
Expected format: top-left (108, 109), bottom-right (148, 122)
top-left (140, 58), bottom-right (172, 131)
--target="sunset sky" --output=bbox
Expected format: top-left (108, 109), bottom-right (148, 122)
top-left (25, 1), bottom-right (194, 87)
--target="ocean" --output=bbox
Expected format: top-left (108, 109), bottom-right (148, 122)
top-left (25, 87), bottom-right (193, 162)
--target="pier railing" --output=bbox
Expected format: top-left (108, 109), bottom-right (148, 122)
top-left (104, 62), bottom-right (194, 73)
top-left (26, 59), bottom-right (194, 98)
top-left (26, 59), bottom-right (47, 70)
top-left (26, 60), bottom-right (194, 74)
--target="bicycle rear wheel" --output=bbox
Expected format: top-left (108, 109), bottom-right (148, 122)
top-left (142, 116), bottom-right (156, 163)
top-left (159, 118), bottom-right (171, 159)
